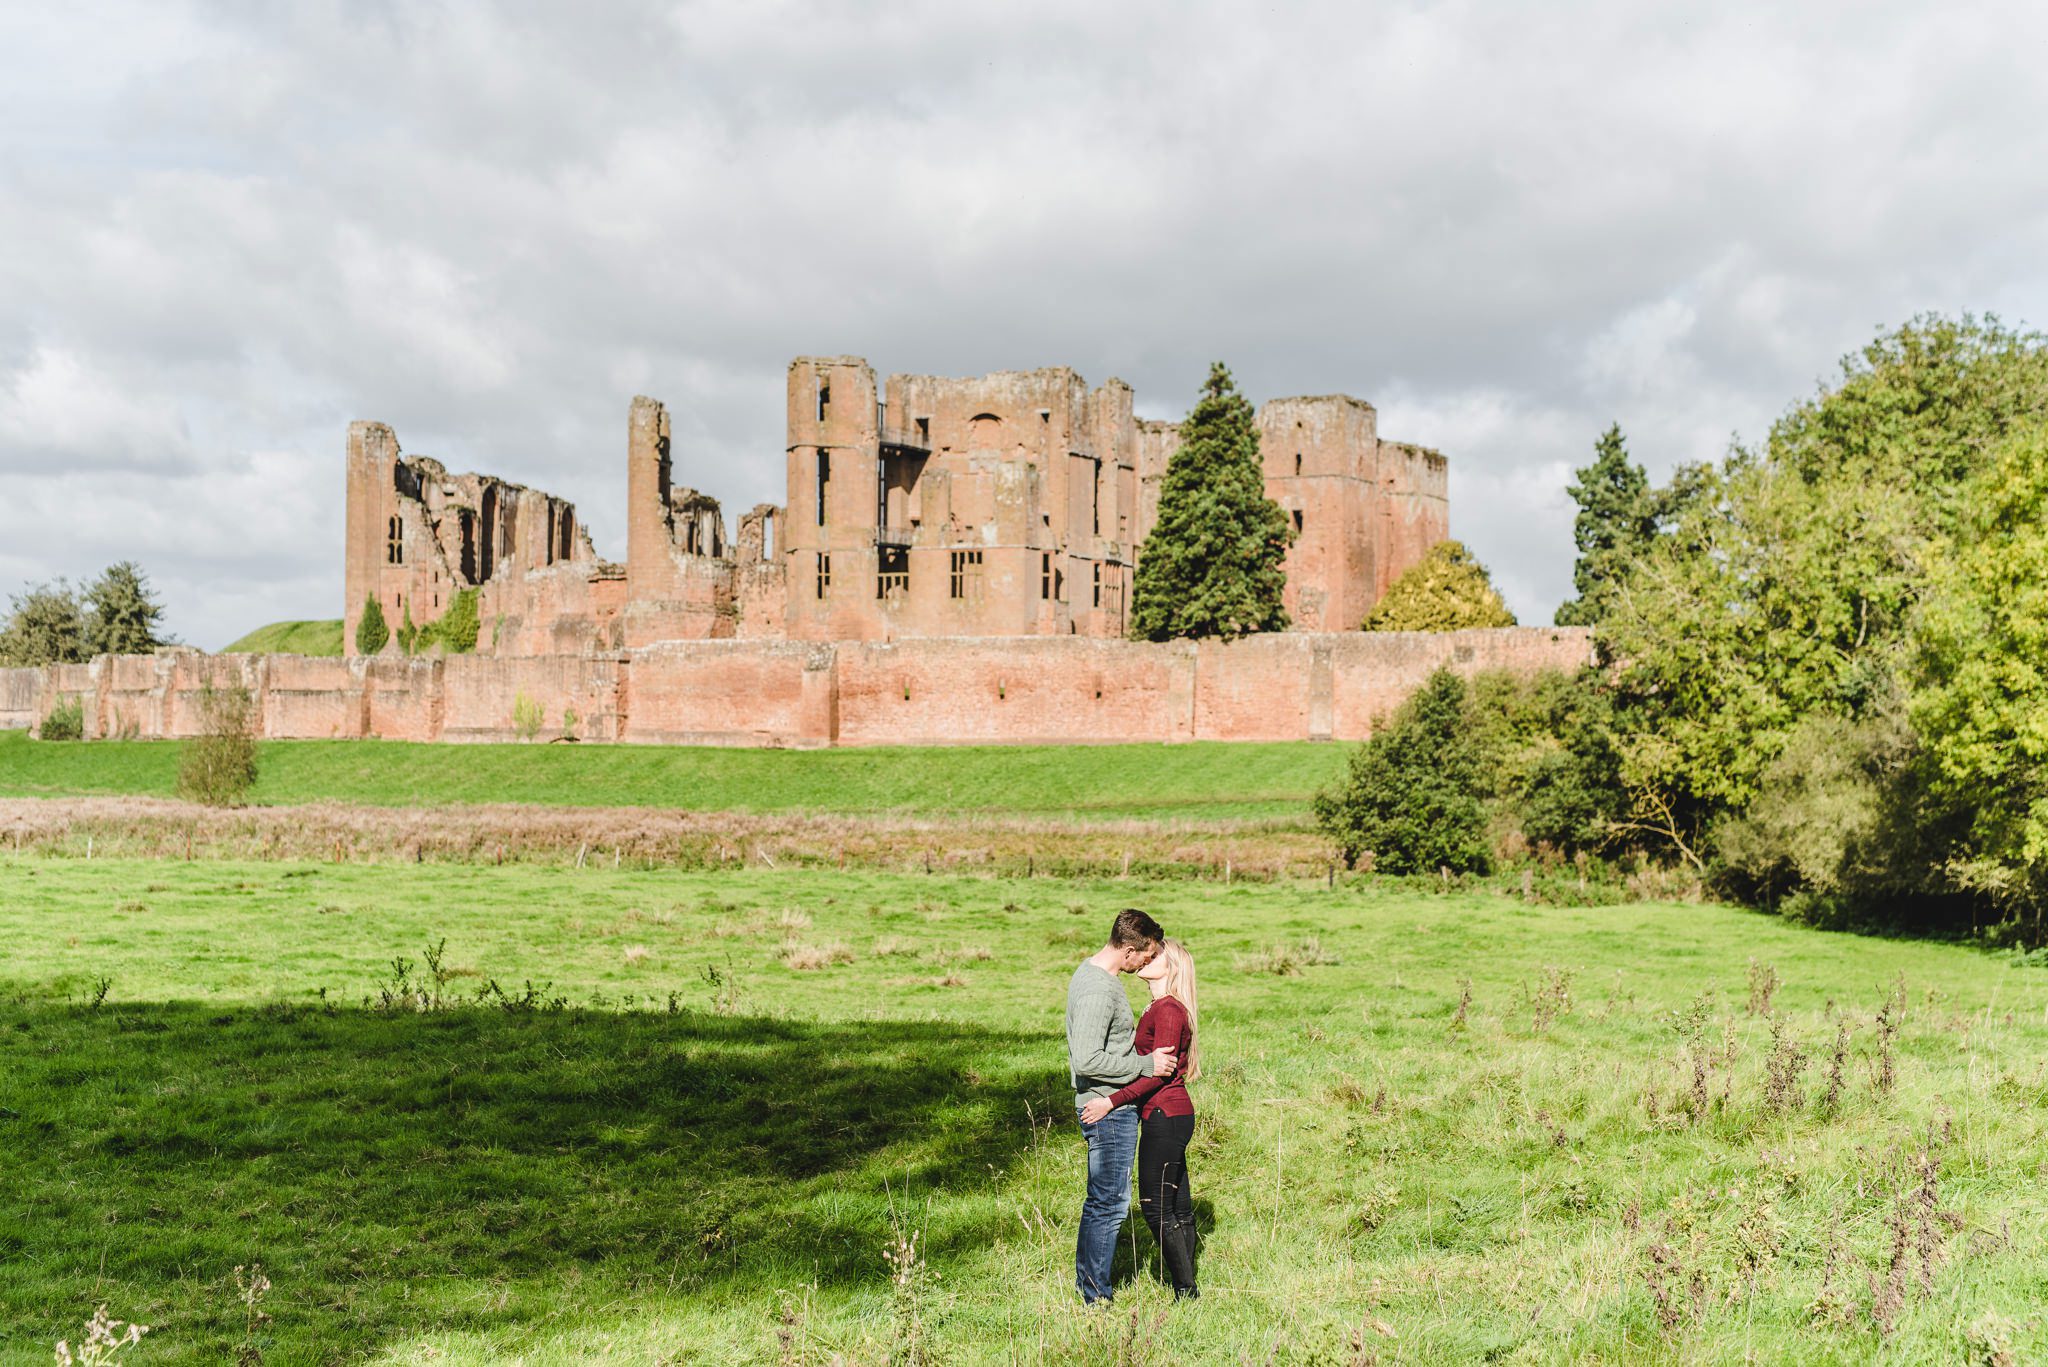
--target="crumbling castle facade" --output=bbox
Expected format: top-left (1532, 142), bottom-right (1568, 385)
top-left (344, 357), bottom-right (1450, 656)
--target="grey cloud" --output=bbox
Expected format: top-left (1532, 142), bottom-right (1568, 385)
top-left (3, 0), bottom-right (2045, 644)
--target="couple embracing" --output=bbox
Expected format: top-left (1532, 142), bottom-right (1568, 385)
top-left (1064, 908), bottom-right (1201, 1305)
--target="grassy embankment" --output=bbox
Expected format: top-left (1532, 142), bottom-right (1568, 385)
top-left (219, 620), bottom-right (345, 656)
top-left (0, 731), bottom-right (1348, 825)
top-left (5, 857), bottom-right (2046, 1363)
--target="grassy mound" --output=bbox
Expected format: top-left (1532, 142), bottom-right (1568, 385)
top-left (219, 619), bottom-right (344, 655)
top-left (3, 861), bottom-right (2043, 1361)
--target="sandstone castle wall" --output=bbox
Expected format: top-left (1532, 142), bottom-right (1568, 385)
top-left (0, 628), bottom-right (1591, 748)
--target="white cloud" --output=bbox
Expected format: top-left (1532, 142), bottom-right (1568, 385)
top-left (4, 0), bottom-right (2048, 644)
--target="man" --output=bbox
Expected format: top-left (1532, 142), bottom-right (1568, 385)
top-left (1066, 907), bottom-right (1177, 1305)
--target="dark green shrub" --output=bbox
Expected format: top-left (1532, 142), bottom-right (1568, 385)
top-left (356, 597), bottom-right (389, 655)
top-left (38, 696), bottom-right (84, 741)
top-left (1314, 668), bottom-right (1492, 874)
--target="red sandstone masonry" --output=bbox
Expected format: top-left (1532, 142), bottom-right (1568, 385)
top-left (1, 629), bottom-right (1591, 748)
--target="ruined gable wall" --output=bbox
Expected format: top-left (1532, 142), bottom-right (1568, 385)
top-left (621, 394), bottom-right (746, 648)
top-left (345, 418), bottom-right (614, 658)
top-left (1372, 441), bottom-right (1451, 605)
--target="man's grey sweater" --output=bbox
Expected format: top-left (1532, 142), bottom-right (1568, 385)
top-left (1066, 962), bottom-right (1145, 1103)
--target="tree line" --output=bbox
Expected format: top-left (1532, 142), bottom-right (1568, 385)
top-left (1317, 314), bottom-right (2048, 937)
top-left (0, 563), bottom-right (168, 667)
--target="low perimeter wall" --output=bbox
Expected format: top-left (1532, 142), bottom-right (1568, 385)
top-left (0, 628), bottom-right (1592, 747)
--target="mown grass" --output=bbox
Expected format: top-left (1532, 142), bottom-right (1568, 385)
top-left (0, 732), bottom-right (1348, 823)
top-left (6, 857), bottom-right (2048, 1363)
top-left (218, 620), bottom-right (345, 656)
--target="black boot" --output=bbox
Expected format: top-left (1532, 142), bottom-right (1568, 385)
top-left (1161, 1218), bottom-right (1199, 1299)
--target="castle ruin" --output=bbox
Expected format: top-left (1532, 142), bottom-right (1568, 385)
top-left (344, 357), bottom-right (1450, 655)
top-left (5, 356), bottom-right (1595, 750)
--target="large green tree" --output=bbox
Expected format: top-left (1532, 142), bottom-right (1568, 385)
top-left (1555, 425), bottom-right (1654, 626)
top-left (1910, 424), bottom-right (2048, 913)
top-left (0, 580), bottom-right (88, 667)
top-left (1129, 363), bottom-right (1294, 640)
top-left (1362, 540), bottom-right (1516, 632)
top-left (1598, 315), bottom-right (2048, 870)
top-left (85, 561), bottom-right (167, 655)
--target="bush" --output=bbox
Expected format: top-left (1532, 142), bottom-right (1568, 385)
top-left (1314, 668), bottom-right (1492, 874)
top-left (356, 597), bottom-right (389, 656)
top-left (177, 681), bottom-right (258, 807)
top-left (418, 588), bottom-right (481, 655)
top-left (1362, 540), bottom-right (1516, 632)
top-left (38, 696), bottom-right (85, 741)
top-left (512, 692), bottom-right (545, 742)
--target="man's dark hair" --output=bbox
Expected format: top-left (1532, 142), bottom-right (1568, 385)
top-left (1108, 908), bottom-right (1164, 949)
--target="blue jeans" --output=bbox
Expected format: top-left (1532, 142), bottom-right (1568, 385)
top-left (1075, 1100), bottom-right (1140, 1303)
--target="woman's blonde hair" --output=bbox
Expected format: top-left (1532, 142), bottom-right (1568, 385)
top-left (1157, 938), bottom-right (1200, 1082)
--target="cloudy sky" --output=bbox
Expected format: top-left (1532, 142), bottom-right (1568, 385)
top-left (4, 1), bottom-right (2044, 647)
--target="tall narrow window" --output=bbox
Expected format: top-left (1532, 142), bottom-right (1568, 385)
top-left (1292, 509), bottom-right (1304, 533)
top-left (816, 449), bottom-right (830, 526)
top-left (386, 515), bottom-right (404, 565)
top-left (1041, 552), bottom-right (1052, 601)
top-left (816, 552), bottom-right (831, 600)
top-left (1092, 561), bottom-right (1101, 607)
top-left (1294, 452), bottom-right (1302, 476)
top-left (949, 550), bottom-right (983, 601)
top-left (1092, 458), bottom-right (1102, 535)
top-left (817, 381), bottom-right (830, 422)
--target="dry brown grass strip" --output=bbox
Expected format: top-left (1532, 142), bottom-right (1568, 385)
top-left (0, 796), bottom-right (1327, 880)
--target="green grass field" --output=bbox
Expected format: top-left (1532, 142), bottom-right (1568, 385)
top-left (6, 856), bottom-right (2046, 1363)
top-left (219, 620), bottom-right (345, 656)
top-left (0, 732), bottom-right (1348, 823)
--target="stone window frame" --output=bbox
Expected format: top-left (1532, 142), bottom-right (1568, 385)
top-left (816, 551), bottom-right (831, 600)
top-left (386, 514), bottom-right (404, 565)
top-left (949, 549), bottom-right (984, 602)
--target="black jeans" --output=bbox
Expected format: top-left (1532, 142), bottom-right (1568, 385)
top-left (1136, 1111), bottom-right (1198, 1296)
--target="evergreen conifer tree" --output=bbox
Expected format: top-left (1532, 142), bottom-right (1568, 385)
top-left (355, 596), bottom-right (389, 655)
top-left (1555, 424), bottom-right (1655, 626)
top-left (84, 561), bottom-right (167, 655)
top-left (1313, 667), bottom-right (1492, 873)
top-left (1128, 362), bottom-right (1294, 640)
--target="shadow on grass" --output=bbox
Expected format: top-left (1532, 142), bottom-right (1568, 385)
top-left (0, 997), bottom-right (1067, 1362)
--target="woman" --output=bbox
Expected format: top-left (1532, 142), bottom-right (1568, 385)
top-left (1079, 937), bottom-right (1200, 1299)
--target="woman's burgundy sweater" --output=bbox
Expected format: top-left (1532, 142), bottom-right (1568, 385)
top-left (1108, 996), bottom-right (1194, 1119)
